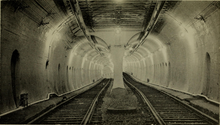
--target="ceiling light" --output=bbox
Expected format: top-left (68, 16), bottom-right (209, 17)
top-left (115, 27), bottom-right (121, 34)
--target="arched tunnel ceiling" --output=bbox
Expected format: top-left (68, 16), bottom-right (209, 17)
top-left (76, 0), bottom-right (178, 30)
top-left (73, 0), bottom-right (180, 61)
top-left (78, 0), bottom-right (149, 30)
top-left (55, 0), bottom-right (219, 65)
top-left (57, 0), bottom-right (178, 38)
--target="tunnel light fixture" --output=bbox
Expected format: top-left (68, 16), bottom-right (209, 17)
top-left (129, 47), bottom-right (133, 51)
top-left (115, 27), bottom-right (121, 34)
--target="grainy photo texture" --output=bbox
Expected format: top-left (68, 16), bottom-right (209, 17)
top-left (0, 0), bottom-right (219, 124)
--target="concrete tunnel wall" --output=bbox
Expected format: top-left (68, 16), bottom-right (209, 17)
top-left (124, 1), bottom-right (220, 103)
top-left (0, 1), bottom-right (106, 114)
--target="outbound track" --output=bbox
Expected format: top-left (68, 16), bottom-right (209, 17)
top-left (123, 73), bottom-right (219, 125)
top-left (28, 78), bottom-right (111, 124)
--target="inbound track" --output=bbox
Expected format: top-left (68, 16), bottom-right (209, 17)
top-left (28, 78), bottom-right (112, 124)
top-left (123, 73), bottom-right (219, 125)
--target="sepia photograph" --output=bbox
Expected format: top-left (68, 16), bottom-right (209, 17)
top-left (0, 0), bottom-right (219, 124)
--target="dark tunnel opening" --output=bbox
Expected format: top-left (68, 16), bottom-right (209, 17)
top-left (203, 52), bottom-right (211, 96)
top-left (11, 50), bottom-right (20, 108)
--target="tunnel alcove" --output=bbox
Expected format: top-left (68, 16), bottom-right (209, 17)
top-left (45, 60), bottom-right (49, 69)
top-left (11, 50), bottom-right (20, 108)
top-left (203, 52), bottom-right (211, 96)
top-left (66, 66), bottom-right (69, 91)
top-left (57, 64), bottom-right (61, 94)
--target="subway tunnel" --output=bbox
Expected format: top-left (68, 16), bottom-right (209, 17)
top-left (0, 0), bottom-right (220, 124)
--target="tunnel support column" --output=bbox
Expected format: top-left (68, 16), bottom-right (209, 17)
top-left (108, 46), bottom-right (138, 111)
top-left (111, 46), bottom-right (125, 89)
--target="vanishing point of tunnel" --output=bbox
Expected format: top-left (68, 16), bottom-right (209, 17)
top-left (0, 0), bottom-right (219, 124)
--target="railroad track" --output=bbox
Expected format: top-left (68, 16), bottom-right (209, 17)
top-left (103, 83), bottom-right (159, 125)
top-left (123, 73), bottom-right (219, 125)
top-left (28, 78), bottom-right (111, 124)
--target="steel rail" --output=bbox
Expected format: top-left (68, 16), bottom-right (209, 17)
top-left (160, 90), bottom-right (219, 124)
top-left (125, 74), bottom-right (219, 124)
top-left (123, 77), bottom-right (166, 125)
top-left (81, 79), bottom-right (111, 125)
top-left (27, 79), bottom-right (106, 124)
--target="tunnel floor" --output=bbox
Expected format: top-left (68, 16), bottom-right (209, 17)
top-left (100, 81), bottom-right (153, 125)
top-left (0, 77), bottom-right (218, 124)
top-left (130, 76), bottom-right (219, 121)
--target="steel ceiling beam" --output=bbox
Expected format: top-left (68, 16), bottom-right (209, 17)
top-left (129, 1), bottom-right (166, 54)
top-left (67, 0), bottom-right (106, 55)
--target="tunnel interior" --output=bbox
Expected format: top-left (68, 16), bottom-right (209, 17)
top-left (0, 0), bottom-right (220, 115)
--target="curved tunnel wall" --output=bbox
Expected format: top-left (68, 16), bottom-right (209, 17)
top-left (124, 1), bottom-right (220, 102)
top-left (0, 1), bottom-right (106, 114)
